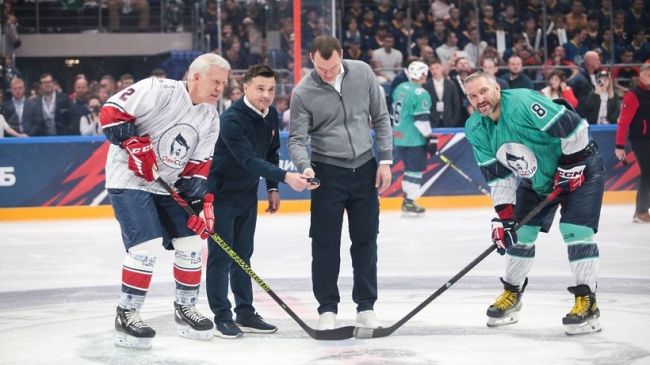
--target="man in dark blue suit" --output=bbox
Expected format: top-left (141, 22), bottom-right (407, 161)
top-left (35, 73), bottom-right (75, 135)
top-left (206, 64), bottom-right (312, 338)
top-left (2, 77), bottom-right (44, 136)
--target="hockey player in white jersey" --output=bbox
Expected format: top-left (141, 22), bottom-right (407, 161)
top-left (99, 53), bottom-right (230, 349)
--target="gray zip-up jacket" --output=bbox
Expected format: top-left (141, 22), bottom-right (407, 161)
top-left (288, 59), bottom-right (393, 172)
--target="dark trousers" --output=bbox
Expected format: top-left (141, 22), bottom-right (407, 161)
top-left (310, 158), bottom-right (379, 314)
top-left (631, 139), bottom-right (650, 214)
top-left (206, 201), bottom-right (257, 322)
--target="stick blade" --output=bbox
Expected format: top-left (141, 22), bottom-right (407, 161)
top-left (312, 325), bottom-right (355, 340)
top-left (353, 326), bottom-right (394, 339)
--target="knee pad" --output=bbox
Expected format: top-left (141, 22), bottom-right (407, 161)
top-left (559, 223), bottom-right (595, 245)
top-left (125, 237), bottom-right (161, 270)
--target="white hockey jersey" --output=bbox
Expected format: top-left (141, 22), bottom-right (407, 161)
top-left (100, 77), bottom-right (220, 194)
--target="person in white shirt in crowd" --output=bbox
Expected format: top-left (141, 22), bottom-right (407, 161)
top-left (79, 96), bottom-right (103, 136)
top-left (436, 32), bottom-right (459, 66)
top-left (371, 33), bottom-right (403, 84)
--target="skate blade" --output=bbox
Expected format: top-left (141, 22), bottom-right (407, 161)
top-left (177, 325), bottom-right (214, 340)
top-left (237, 326), bottom-right (278, 334)
top-left (564, 318), bottom-right (602, 336)
top-left (114, 332), bottom-right (153, 349)
top-left (401, 211), bottom-right (425, 218)
top-left (486, 313), bottom-right (519, 327)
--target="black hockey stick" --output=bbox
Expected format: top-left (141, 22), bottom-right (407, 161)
top-left (436, 152), bottom-right (490, 196)
top-left (354, 188), bottom-right (562, 339)
top-left (154, 172), bottom-right (354, 341)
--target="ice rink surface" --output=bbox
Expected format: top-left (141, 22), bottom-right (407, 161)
top-left (1, 204), bottom-right (649, 365)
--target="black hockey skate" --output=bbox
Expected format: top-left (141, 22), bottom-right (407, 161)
top-left (563, 285), bottom-right (601, 336)
top-left (486, 278), bottom-right (528, 327)
top-left (401, 198), bottom-right (425, 217)
top-left (174, 302), bottom-right (214, 340)
top-left (114, 306), bottom-right (156, 349)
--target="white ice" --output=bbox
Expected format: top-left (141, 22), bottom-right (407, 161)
top-left (1, 204), bottom-right (649, 365)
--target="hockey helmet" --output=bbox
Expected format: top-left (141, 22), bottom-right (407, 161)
top-left (406, 61), bottom-right (429, 81)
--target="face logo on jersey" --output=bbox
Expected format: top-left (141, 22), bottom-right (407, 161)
top-left (495, 143), bottom-right (538, 178)
top-left (158, 124), bottom-right (199, 168)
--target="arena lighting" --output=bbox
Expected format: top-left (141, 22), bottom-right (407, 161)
top-left (64, 59), bottom-right (80, 67)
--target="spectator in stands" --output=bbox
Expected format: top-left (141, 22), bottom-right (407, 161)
top-left (431, 0), bottom-right (453, 20)
top-left (165, 0), bottom-right (185, 32)
top-left (371, 34), bottom-right (403, 84)
top-left (0, 113), bottom-right (28, 138)
top-left (223, 0), bottom-right (244, 25)
top-left (546, 12), bottom-right (568, 52)
top-left (3, 78), bottom-right (43, 136)
top-left (629, 28), bottom-right (650, 63)
top-left (463, 27), bottom-right (487, 68)
top-left (585, 70), bottom-right (620, 125)
top-left (597, 28), bottom-right (621, 65)
top-left (448, 55), bottom-right (473, 122)
top-left (79, 95), bottom-right (103, 136)
top-left (359, 9), bottom-right (378, 48)
top-left (242, 17), bottom-right (263, 60)
top-left (563, 28), bottom-right (589, 64)
top-left (390, 9), bottom-right (409, 55)
top-left (436, 31), bottom-right (459, 66)
top-left (119, 73), bottom-right (135, 91)
top-left (542, 46), bottom-right (580, 80)
top-left (100, 75), bottom-right (117, 98)
top-left (224, 38), bottom-right (249, 72)
top-left (615, 63), bottom-right (650, 223)
top-left (151, 68), bottom-right (167, 79)
top-left (505, 55), bottom-right (534, 89)
top-left (626, 0), bottom-right (648, 33)
top-left (517, 46), bottom-right (542, 81)
top-left (344, 37), bottom-right (370, 64)
top-left (37, 73), bottom-right (74, 136)
top-left (343, 18), bottom-right (362, 48)
top-left (410, 31), bottom-right (430, 58)
top-left (569, 50), bottom-right (601, 118)
top-left (595, 0), bottom-right (613, 27)
top-left (445, 7), bottom-right (463, 38)
top-left (500, 3), bottom-right (521, 38)
top-left (565, 0), bottom-right (588, 34)
top-left (224, 85), bottom-right (242, 110)
top-left (423, 58), bottom-right (461, 127)
top-left (503, 34), bottom-right (528, 63)
top-left (612, 10), bottom-right (628, 48)
top-left (612, 50), bottom-right (640, 96)
top-left (275, 95), bottom-right (289, 131)
top-left (345, 0), bottom-right (364, 24)
top-left (481, 58), bottom-right (509, 90)
top-left (375, 0), bottom-right (394, 28)
top-left (430, 19), bottom-right (447, 49)
top-left (70, 75), bottom-right (89, 131)
top-left (479, 4), bottom-right (497, 46)
top-left (540, 70), bottom-right (579, 109)
top-left (585, 13), bottom-right (602, 50)
top-left (107, 0), bottom-right (149, 32)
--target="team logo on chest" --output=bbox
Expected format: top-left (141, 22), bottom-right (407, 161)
top-left (158, 124), bottom-right (199, 168)
top-left (495, 143), bottom-right (538, 178)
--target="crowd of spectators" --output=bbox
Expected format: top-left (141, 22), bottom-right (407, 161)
top-left (2, 0), bottom-right (649, 137)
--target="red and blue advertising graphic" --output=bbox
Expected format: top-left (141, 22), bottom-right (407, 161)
top-left (0, 126), bottom-right (640, 208)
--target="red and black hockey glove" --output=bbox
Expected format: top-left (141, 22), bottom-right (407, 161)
top-left (425, 135), bottom-right (438, 157)
top-left (553, 161), bottom-right (586, 193)
top-left (186, 194), bottom-right (215, 239)
top-left (121, 135), bottom-right (158, 182)
top-left (491, 204), bottom-right (517, 255)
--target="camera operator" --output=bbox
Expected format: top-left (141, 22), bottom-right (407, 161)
top-left (79, 95), bottom-right (103, 135)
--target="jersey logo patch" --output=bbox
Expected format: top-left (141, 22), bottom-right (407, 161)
top-left (495, 143), bottom-right (538, 178)
top-left (158, 124), bottom-right (199, 169)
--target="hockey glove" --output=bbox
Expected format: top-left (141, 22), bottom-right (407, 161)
top-left (426, 135), bottom-right (438, 157)
top-left (186, 194), bottom-right (214, 239)
top-left (553, 161), bottom-right (586, 193)
top-left (121, 135), bottom-right (158, 182)
top-left (491, 218), bottom-right (517, 255)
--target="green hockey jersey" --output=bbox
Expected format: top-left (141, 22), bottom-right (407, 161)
top-left (464, 88), bottom-right (586, 195)
top-left (392, 81), bottom-right (431, 147)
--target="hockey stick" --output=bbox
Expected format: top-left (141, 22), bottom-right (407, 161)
top-left (354, 187), bottom-right (562, 339)
top-left (154, 172), bottom-right (354, 341)
top-left (436, 152), bottom-right (490, 196)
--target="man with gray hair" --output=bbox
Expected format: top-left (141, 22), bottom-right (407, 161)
top-left (100, 53), bottom-right (230, 349)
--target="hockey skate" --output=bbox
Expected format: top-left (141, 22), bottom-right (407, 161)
top-left (563, 285), bottom-right (601, 336)
top-left (174, 302), bottom-right (214, 340)
top-left (486, 278), bottom-right (527, 327)
top-left (401, 198), bottom-right (425, 217)
top-left (114, 306), bottom-right (156, 349)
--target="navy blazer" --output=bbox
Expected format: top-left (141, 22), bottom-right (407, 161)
top-left (2, 98), bottom-right (45, 136)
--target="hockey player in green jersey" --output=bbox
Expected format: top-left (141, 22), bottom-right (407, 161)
top-left (392, 61), bottom-right (438, 216)
top-left (463, 72), bottom-right (604, 335)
